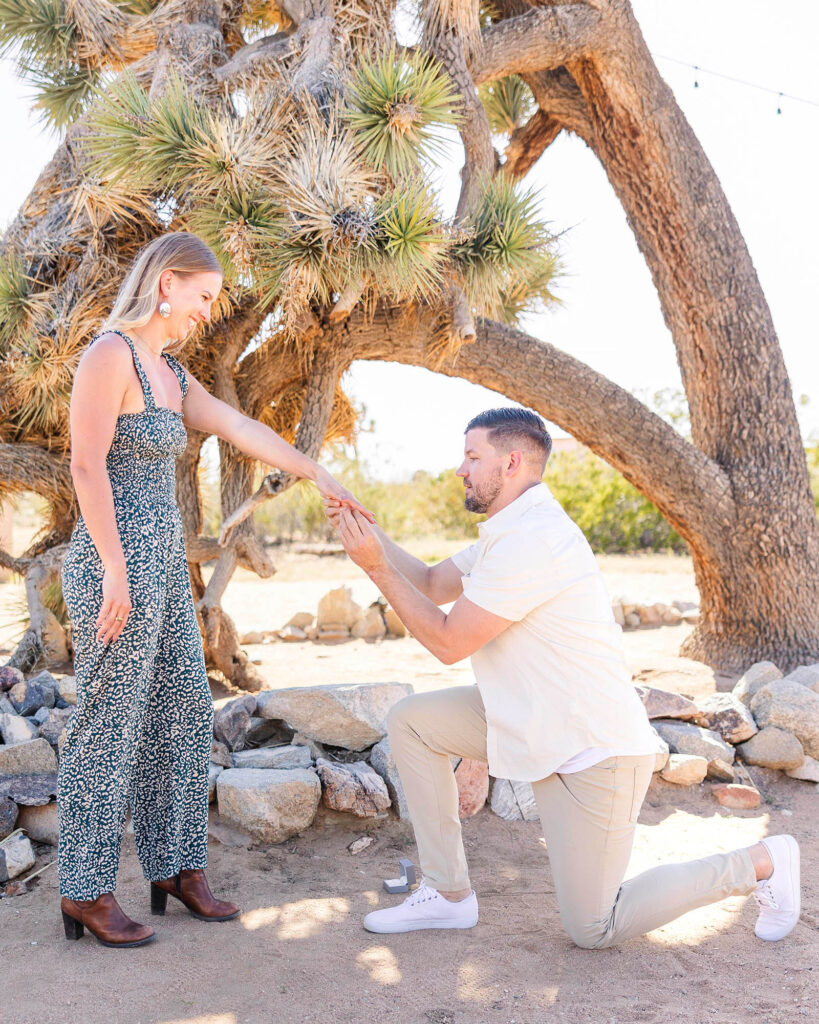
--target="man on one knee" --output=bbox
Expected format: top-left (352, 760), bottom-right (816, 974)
top-left (327, 408), bottom-right (800, 947)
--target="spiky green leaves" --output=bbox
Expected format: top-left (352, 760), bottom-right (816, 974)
top-left (0, 0), bottom-right (75, 65)
top-left (0, 256), bottom-right (48, 355)
top-left (454, 176), bottom-right (557, 322)
top-left (478, 75), bottom-right (535, 135)
top-left (343, 48), bottom-right (460, 179)
top-left (373, 183), bottom-right (448, 301)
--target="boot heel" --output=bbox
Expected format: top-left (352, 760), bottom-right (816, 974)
top-left (150, 884), bottom-right (168, 916)
top-left (62, 910), bottom-right (84, 940)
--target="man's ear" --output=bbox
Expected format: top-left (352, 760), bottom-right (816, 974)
top-left (506, 451), bottom-right (524, 475)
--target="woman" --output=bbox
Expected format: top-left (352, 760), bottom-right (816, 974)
top-left (58, 231), bottom-right (371, 948)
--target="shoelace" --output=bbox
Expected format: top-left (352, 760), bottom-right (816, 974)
top-left (753, 881), bottom-right (779, 911)
top-left (404, 882), bottom-right (438, 908)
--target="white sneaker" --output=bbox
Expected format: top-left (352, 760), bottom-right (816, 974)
top-left (753, 834), bottom-right (801, 941)
top-left (363, 881), bottom-right (479, 934)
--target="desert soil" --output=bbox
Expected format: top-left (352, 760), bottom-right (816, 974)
top-left (1, 550), bottom-right (817, 1024)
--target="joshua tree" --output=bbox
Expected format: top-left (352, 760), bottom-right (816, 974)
top-left (1, 0), bottom-right (817, 685)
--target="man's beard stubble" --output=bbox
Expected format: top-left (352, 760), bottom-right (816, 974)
top-left (463, 466), bottom-right (503, 514)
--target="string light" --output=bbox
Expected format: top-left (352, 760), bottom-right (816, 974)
top-left (653, 53), bottom-right (819, 115)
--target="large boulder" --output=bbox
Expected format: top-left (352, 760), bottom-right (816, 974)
top-left (256, 682), bottom-right (413, 750)
top-left (0, 773), bottom-right (58, 806)
top-left (736, 727), bottom-right (804, 771)
top-left (0, 713), bottom-right (39, 746)
top-left (489, 778), bottom-right (539, 822)
top-left (316, 759), bottom-right (391, 817)
top-left (652, 720), bottom-right (735, 764)
top-left (783, 665), bottom-right (819, 692)
top-left (693, 693), bottom-right (757, 744)
top-left (317, 586), bottom-right (362, 630)
top-left (213, 695), bottom-right (257, 752)
top-left (634, 686), bottom-right (698, 721)
top-left (786, 756), bottom-right (819, 782)
top-left (16, 802), bottom-right (59, 846)
top-left (732, 662), bottom-right (782, 708)
top-left (751, 680), bottom-right (819, 759)
top-left (0, 738), bottom-right (58, 775)
top-left (231, 744), bottom-right (312, 770)
top-left (369, 737), bottom-right (410, 820)
top-left (660, 754), bottom-right (708, 786)
top-left (216, 767), bottom-right (321, 843)
top-left (9, 677), bottom-right (56, 716)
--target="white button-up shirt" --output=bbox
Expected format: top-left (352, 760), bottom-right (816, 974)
top-left (451, 482), bottom-right (656, 781)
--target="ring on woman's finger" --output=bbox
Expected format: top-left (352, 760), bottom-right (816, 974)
top-left (115, 616), bottom-right (124, 621)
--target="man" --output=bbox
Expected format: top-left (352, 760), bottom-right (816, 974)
top-left (328, 408), bottom-right (800, 948)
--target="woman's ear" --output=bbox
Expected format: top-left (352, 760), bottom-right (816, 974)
top-left (159, 269), bottom-right (174, 297)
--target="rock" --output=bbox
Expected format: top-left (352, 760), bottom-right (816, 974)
top-left (348, 835), bottom-right (375, 855)
top-left (660, 754), bottom-right (708, 786)
top-left (9, 678), bottom-right (55, 716)
top-left (736, 727), bottom-right (804, 770)
top-left (285, 612), bottom-right (314, 630)
top-left (213, 695), bottom-right (257, 752)
top-left (316, 758), bottom-right (391, 817)
top-left (208, 764), bottom-right (224, 803)
top-left (57, 676), bottom-right (77, 705)
top-left (672, 601), bottom-right (699, 613)
top-left (240, 630), bottom-right (265, 645)
top-left (33, 707), bottom-right (50, 725)
top-left (245, 716), bottom-right (293, 747)
top-left (317, 586), bottom-right (362, 630)
top-left (351, 607), bottom-right (387, 641)
top-left (661, 607), bottom-right (683, 625)
top-left (693, 693), bottom-right (758, 744)
top-left (0, 831), bottom-right (36, 882)
top-left (680, 610), bottom-right (700, 625)
top-left (16, 802), bottom-right (59, 845)
top-left (384, 608), bottom-right (407, 637)
top-left (0, 666), bottom-right (25, 692)
top-left (624, 612), bottom-right (640, 629)
top-left (455, 758), bottom-right (489, 817)
top-left (256, 682), bottom-right (413, 750)
top-left (0, 795), bottom-right (18, 840)
top-left (0, 773), bottom-right (58, 805)
top-left (305, 627), bottom-right (319, 641)
top-left (291, 732), bottom-right (329, 762)
top-left (28, 670), bottom-right (60, 699)
top-left (369, 737), bottom-right (410, 820)
top-left (38, 707), bottom-right (74, 749)
top-left (316, 625), bottom-right (350, 641)
top-left (210, 739), bottom-right (233, 768)
top-left (636, 604), bottom-right (664, 627)
top-left (732, 662), bottom-right (782, 707)
top-left (280, 625), bottom-right (308, 642)
top-left (785, 756), bottom-right (819, 782)
top-left (216, 768), bottom-right (321, 844)
top-left (712, 784), bottom-right (761, 810)
top-left (611, 601), bottom-right (625, 627)
top-left (635, 686), bottom-right (699, 721)
top-left (784, 665), bottom-right (819, 692)
top-left (751, 680), bottom-right (819, 758)
top-left (0, 713), bottom-right (38, 746)
top-left (0, 738), bottom-right (59, 775)
top-left (707, 758), bottom-right (737, 782)
top-left (490, 778), bottom-right (539, 822)
top-left (652, 720), bottom-right (735, 764)
top-left (649, 727), bottom-right (670, 772)
top-left (0, 696), bottom-right (15, 715)
top-left (232, 744), bottom-right (312, 770)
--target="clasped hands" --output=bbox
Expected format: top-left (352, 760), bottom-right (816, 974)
top-left (323, 498), bottom-right (387, 575)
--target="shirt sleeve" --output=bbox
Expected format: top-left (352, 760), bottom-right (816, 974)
top-left (461, 533), bottom-right (558, 622)
top-left (450, 542), bottom-right (481, 575)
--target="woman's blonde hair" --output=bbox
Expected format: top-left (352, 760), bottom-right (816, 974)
top-left (103, 232), bottom-right (223, 347)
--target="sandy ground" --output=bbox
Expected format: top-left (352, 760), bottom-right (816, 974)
top-left (1, 551), bottom-right (817, 1024)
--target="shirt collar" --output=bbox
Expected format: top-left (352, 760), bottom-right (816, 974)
top-left (478, 482), bottom-right (552, 538)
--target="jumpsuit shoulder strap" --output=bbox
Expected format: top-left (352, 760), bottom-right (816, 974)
top-left (91, 329), bottom-right (155, 409)
top-left (161, 352), bottom-right (189, 400)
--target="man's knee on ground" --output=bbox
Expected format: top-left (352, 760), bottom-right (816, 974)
top-left (563, 915), bottom-right (613, 950)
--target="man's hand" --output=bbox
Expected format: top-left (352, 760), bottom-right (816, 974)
top-left (336, 508), bottom-right (387, 574)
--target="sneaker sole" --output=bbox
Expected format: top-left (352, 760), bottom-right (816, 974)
top-left (364, 917), bottom-right (478, 934)
top-left (756, 835), bottom-right (800, 941)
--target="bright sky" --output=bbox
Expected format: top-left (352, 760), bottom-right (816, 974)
top-left (2, 1), bottom-right (817, 480)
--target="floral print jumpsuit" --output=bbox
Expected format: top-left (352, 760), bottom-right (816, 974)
top-left (58, 331), bottom-right (213, 900)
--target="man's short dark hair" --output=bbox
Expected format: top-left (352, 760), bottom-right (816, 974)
top-left (465, 407), bottom-right (553, 469)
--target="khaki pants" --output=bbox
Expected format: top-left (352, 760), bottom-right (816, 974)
top-left (387, 686), bottom-right (757, 949)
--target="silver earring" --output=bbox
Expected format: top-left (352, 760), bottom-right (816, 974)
top-left (159, 301), bottom-right (171, 318)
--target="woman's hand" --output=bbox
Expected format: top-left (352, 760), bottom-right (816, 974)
top-left (96, 566), bottom-right (132, 645)
top-left (314, 467), bottom-right (376, 523)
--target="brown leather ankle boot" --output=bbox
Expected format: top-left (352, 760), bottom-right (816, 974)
top-left (151, 869), bottom-right (240, 921)
top-left (61, 893), bottom-right (156, 948)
